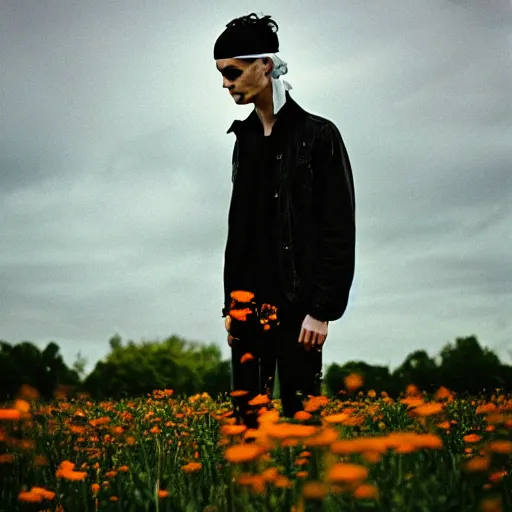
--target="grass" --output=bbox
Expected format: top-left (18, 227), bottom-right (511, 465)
top-left (1, 383), bottom-right (512, 511)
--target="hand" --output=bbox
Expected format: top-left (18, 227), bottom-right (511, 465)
top-left (225, 315), bottom-right (238, 347)
top-left (298, 315), bottom-right (328, 352)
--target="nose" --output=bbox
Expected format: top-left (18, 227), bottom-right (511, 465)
top-left (223, 77), bottom-right (234, 89)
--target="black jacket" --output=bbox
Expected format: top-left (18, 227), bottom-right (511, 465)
top-left (222, 90), bottom-right (355, 322)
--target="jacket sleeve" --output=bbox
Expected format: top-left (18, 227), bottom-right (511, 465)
top-left (307, 122), bottom-right (356, 322)
top-left (222, 139), bottom-right (242, 318)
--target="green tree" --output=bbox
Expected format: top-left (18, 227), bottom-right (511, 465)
top-left (438, 335), bottom-right (503, 394)
top-left (392, 350), bottom-right (440, 394)
top-left (83, 334), bottom-right (232, 400)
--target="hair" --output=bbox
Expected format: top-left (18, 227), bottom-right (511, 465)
top-left (214, 12), bottom-right (279, 60)
top-left (224, 12), bottom-right (279, 35)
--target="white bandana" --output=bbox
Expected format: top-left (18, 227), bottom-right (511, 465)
top-left (231, 53), bottom-right (292, 115)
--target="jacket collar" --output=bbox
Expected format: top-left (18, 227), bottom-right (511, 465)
top-left (226, 90), bottom-right (305, 136)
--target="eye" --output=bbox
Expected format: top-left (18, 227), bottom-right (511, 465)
top-left (223, 70), bottom-right (242, 81)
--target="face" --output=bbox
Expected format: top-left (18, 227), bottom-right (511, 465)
top-left (215, 58), bottom-right (272, 105)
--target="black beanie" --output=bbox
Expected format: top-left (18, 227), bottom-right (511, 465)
top-left (213, 13), bottom-right (279, 60)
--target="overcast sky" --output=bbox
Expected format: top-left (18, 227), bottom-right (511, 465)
top-left (1, 0), bottom-right (511, 377)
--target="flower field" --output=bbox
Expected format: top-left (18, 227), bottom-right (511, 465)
top-left (1, 383), bottom-right (512, 511)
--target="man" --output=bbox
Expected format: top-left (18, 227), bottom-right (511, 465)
top-left (214, 13), bottom-right (355, 428)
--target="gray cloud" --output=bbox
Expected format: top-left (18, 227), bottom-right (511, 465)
top-left (1, 0), bottom-right (511, 376)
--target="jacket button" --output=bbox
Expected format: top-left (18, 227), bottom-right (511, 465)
top-left (276, 154), bottom-right (282, 160)
top-left (274, 192), bottom-right (278, 198)
top-left (282, 244), bottom-right (290, 250)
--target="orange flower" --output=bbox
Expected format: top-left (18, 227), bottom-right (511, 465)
top-left (158, 490), bottom-right (169, 498)
top-left (303, 395), bottom-right (329, 412)
top-left (248, 394), bottom-right (270, 406)
top-left (89, 417), bottom-right (110, 427)
top-left (362, 451), bottom-right (382, 464)
top-left (59, 460), bottom-right (75, 471)
top-left (70, 425), bottom-right (86, 435)
top-left (405, 384), bottom-right (420, 396)
top-left (487, 440), bottom-right (512, 454)
top-left (231, 290), bottom-right (255, 302)
top-left (476, 403), bottom-right (497, 414)
top-left (353, 483), bottom-right (379, 499)
top-left (91, 483), bottom-right (100, 494)
top-left (400, 397), bottom-right (424, 407)
top-left (0, 409), bottom-right (20, 421)
top-left (258, 409), bottom-right (280, 425)
top-left (182, 462), bottom-right (202, 472)
top-left (385, 432), bottom-right (443, 451)
top-left (220, 424), bottom-right (247, 436)
top-left (230, 308), bottom-right (253, 321)
top-left (480, 496), bottom-right (503, 512)
top-left (489, 470), bottom-right (507, 483)
top-left (18, 491), bottom-right (42, 503)
top-left (486, 413), bottom-right (504, 425)
top-left (331, 438), bottom-right (388, 455)
top-left (324, 413), bottom-right (350, 424)
top-left (22, 486), bottom-right (55, 502)
top-left (327, 463), bottom-right (368, 483)
top-left (241, 353), bottom-right (255, 363)
top-left (302, 481), bottom-right (328, 499)
top-left (294, 411), bottom-right (312, 421)
top-left (464, 456), bottom-right (490, 472)
top-left (395, 443), bottom-right (416, 454)
top-left (56, 461), bottom-right (87, 481)
top-left (410, 402), bottom-right (444, 416)
top-left (302, 427), bottom-right (339, 447)
top-left (57, 469), bottom-right (87, 481)
top-left (344, 374), bottom-right (363, 392)
top-left (463, 434), bottom-right (482, 443)
top-left (264, 423), bottom-right (318, 440)
top-left (224, 443), bottom-right (265, 463)
top-left (274, 475), bottom-right (292, 488)
top-left (261, 467), bottom-right (279, 482)
top-left (14, 399), bottom-right (30, 414)
top-left (434, 386), bottom-right (453, 401)
top-left (230, 390), bottom-right (249, 397)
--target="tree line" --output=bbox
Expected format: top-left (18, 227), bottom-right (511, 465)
top-left (1, 334), bottom-right (510, 402)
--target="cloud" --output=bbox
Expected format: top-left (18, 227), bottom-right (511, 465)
top-left (1, 0), bottom-right (511, 375)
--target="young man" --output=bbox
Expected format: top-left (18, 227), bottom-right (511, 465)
top-left (214, 13), bottom-right (355, 427)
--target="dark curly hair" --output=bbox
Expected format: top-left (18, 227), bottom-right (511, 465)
top-left (213, 12), bottom-right (280, 60)
top-left (225, 12), bottom-right (278, 33)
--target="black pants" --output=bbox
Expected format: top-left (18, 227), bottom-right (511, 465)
top-left (230, 299), bottom-right (323, 428)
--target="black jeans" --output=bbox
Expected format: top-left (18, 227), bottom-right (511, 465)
top-left (230, 300), bottom-right (323, 428)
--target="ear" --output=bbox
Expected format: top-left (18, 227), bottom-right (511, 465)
top-left (265, 59), bottom-right (274, 76)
